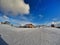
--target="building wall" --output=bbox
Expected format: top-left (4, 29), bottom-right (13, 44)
top-left (25, 24), bottom-right (35, 28)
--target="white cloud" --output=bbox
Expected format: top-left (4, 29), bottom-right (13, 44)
top-left (54, 21), bottom-right (60, 24)
top-left (20, 15), bottom-right (28, 21)
top-left (0, 16), bottom-right (9, 22)
top-left (3, 15), bottom-right (9, 20)
top-left (0, 16), bottom-right (4, 22)
top-left (39, 14), bottom-right (43, 18)
top-left (0, 0), bottom-right (30, 15)
top-left (19, 15), bottom-right (35, 22)
top-left (0, 15), bottom-right (36, 26)
top-left (52, 18), bottom-right (57, 21)
top-left (9, 18), bottom-right (36, 26)
top-left (19, 21), bottom-right (36, 26)
top-left (11, 19), bottom-right (36, 26)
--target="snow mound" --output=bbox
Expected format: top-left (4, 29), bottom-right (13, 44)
top-left (0, 24), bottom-right (60, 45)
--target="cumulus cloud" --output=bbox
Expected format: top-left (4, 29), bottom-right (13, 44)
top-left (0, 0), bottom-right (30, 15)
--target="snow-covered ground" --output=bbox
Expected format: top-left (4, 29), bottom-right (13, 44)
top-left (0, 24), bottom-right (60, 45)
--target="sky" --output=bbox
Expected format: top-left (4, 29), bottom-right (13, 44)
top-left (0, 0), bottom-right (60, 26)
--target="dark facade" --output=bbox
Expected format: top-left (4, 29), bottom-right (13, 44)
top-left (51, 24), bottom-right (55, 27)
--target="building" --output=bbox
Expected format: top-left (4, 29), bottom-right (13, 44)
top-left (24, 24), bottom-right (35, 28)
top-left (51, 22), bottom-right (60, 28)
top-left (51, 22), bottom-right (55, 27)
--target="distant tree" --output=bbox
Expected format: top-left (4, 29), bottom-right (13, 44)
top-left (1, 22), bottom-right (4, 24)
top-left (4, 21), bottom-right (10, 25)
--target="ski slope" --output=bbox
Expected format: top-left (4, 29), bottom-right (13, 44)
top-left (0, 24), bottom-right (60, 45)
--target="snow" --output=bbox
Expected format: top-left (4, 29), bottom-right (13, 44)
top-left (0, 24), bottom-right (60, 45)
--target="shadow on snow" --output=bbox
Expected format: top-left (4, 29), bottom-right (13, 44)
top-left (0, 35), bottom-right (8, 45)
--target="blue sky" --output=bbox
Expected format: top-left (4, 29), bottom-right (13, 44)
top-left (0, 0), bottom-right (60, 25)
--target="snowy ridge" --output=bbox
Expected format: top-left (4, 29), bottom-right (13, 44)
top-left (0, 24), bottom-right (60, 45)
